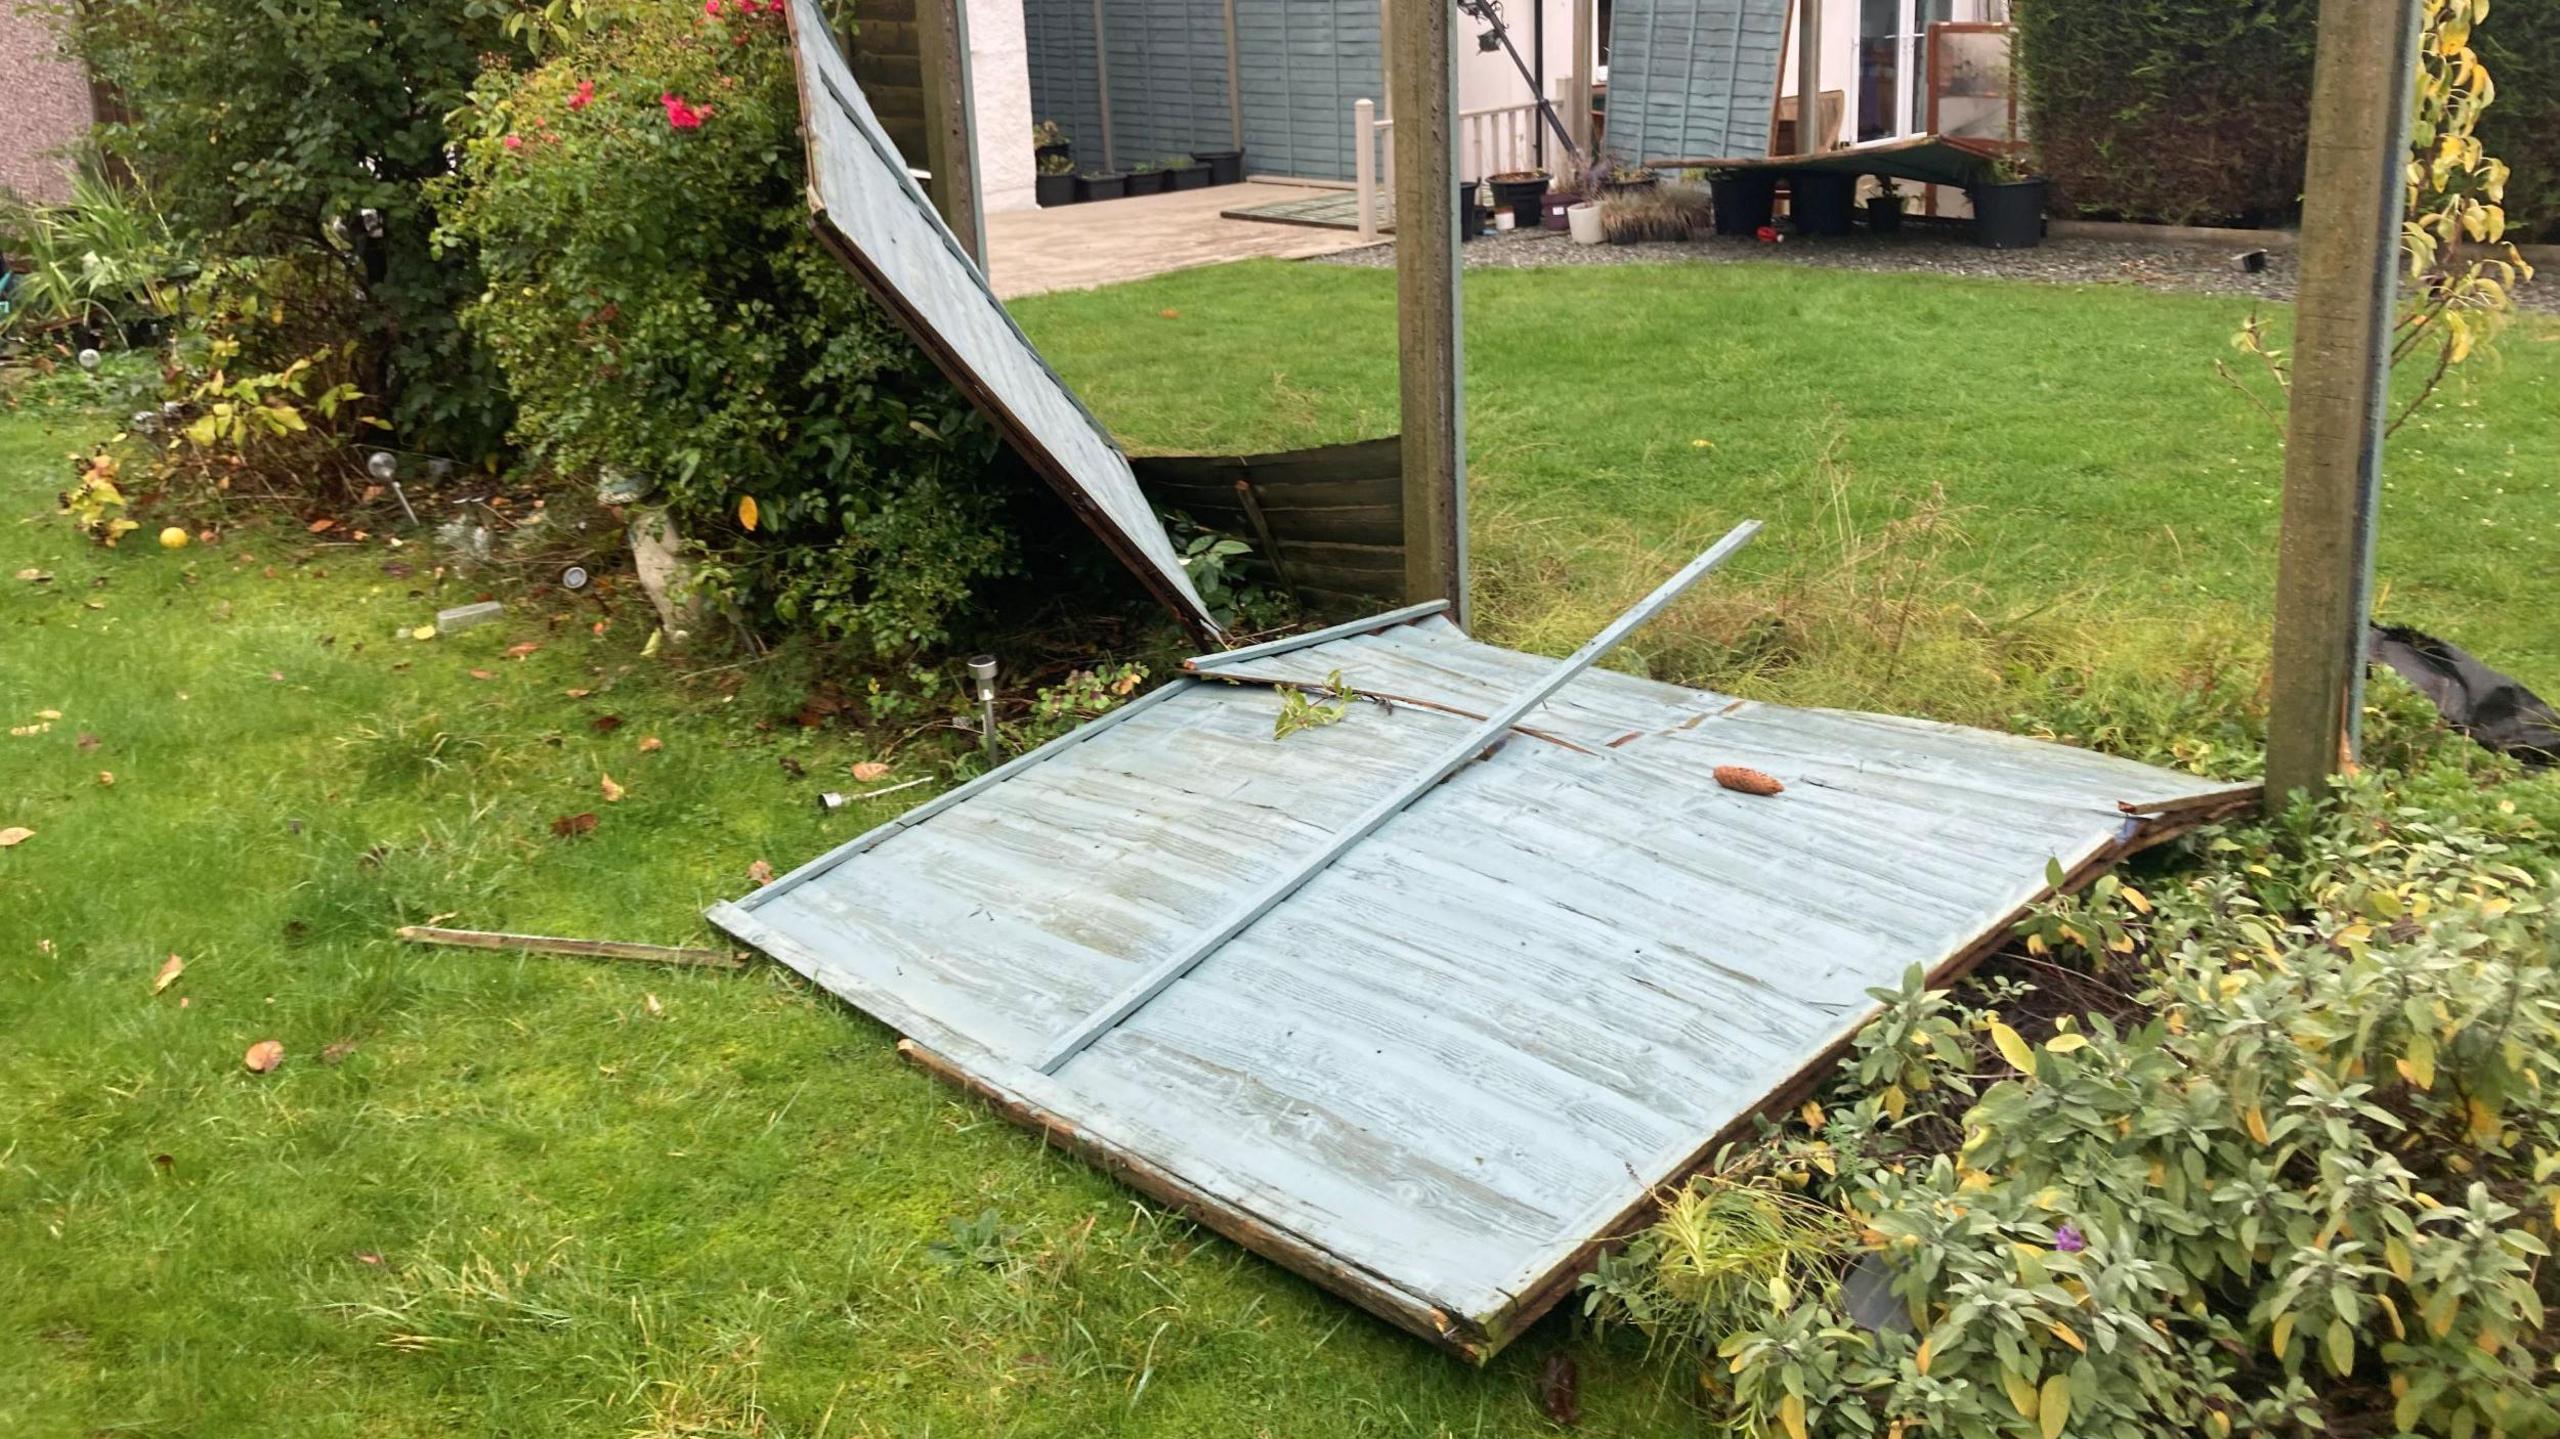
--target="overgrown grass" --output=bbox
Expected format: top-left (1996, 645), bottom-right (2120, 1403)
top-left (6, 257), bottom-right (2558, 1436)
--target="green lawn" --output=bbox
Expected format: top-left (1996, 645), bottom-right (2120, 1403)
top-left (1014, 259), bottom-right (2560, 700)
top-left (4, 257), bottom-right (2557, 1437)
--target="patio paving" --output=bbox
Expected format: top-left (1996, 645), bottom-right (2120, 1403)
top-left (984, 182), bottom-right (1374, 299)
top-left (1219, 189), bottom-right (1391, 233)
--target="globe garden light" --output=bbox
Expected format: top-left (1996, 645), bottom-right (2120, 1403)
top-left (77, 348), bottom-right (101, 372)
top-left (367, 451), bottom-right (399, 483)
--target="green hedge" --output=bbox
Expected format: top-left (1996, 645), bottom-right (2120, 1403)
top-left (2478, 2), bottom-right (2560, 243)
top-left (2013, 0), bottom-right (2558, 240)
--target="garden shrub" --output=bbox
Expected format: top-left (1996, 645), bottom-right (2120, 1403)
top-left (2010, 0), bottom-right (2319, 227)
top-left (2476, 0), bottom-right (2560, 243)
top-left (1590, 745), bottom-right (2560, 1437)
top-left (63, 0), bottom-right (524, 458)
top-left (439, 1), bottom-right (1013, 655)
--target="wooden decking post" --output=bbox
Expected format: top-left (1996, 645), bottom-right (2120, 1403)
top-left (915, 0), bottom-right (986, 262)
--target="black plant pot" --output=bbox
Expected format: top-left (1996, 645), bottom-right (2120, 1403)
top-left (1867, 196), bottom-right (1906, 233)
top-left (1709, 172), bottom-right (1778, 235)
top-left (1489, 174), bottom-right (1550, 230)
top-left (1194, 148), bottom-right (1245, 184)
top-left (1076, 172), bottom-right (1129, 202)
top-left (1458, 181), bottom-right (1486, 241)
top-left (1035, 141), bottom-right (1072, 169)
top-left (1790, 171), bottom-right (1858, 237)
top-left (1036, 172), bottom-right (1077, 207)
top-left (1125, 169), bottom-right (1168, 196)
top-left (1168, 163), bottom-right (1213, 191)
top-left (1970, 178), bottom-right (2048, 248)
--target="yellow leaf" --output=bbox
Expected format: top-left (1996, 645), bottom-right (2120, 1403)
top-left (2245, 1105), bottom-right (2272, 1145)
top-left (153, 954), bottom-right (186, 995)
top-left (2039, 1374), bottom-right (2072, 1439)
top-left (2272, 1312), bottom-right (2295, 1359)
top-left (1915, 1335), bottom-right (1934, 1375)
top-left (411, 625), bottom-right (437, 641)
top-left (1990, 1021), bottom-right (2038, 1078)
top-left (737, 495), bottom-right (760, 532)
top-left (2048, 1320), bottom-right (2088, 1353)
top-left (2385, 1236), bottom-right (2415, 1282)
top-left (2002, 1369), bottom-right (2040, 1421)
top-left (0, 826), bottom-right (31, 848)
top-left (1780, 1391), bottom-right (1809, 1439)
top-left (2044, 1034), bottom-right (2090, 1054)
top-left (1881, 1084), bottom-right (1908, 1121)
top-left (600, 772), bottom-right (625, 804)
top-left (1800, 1100), bottom-right (1826, 1130)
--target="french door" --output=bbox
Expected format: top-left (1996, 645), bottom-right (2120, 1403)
top-left (1857, 0), bottom-right (1957, 142)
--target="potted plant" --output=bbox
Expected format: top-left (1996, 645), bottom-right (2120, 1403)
top-left (1033, 118), bottom-right (1073, 170)
top-left (1125, 158), bottom-right (1167, 197)
top-left (1488, 169), bottom-right (1550, 230)
top-left (1076, 168), bottom-right (1129, 202)
top-left (1459, 180), bottom-right (1488, 242)
top-left (1165, 154), bottom-right (1213, 191)
top-left (1193, 146), bottom-right (1246, 184)
top-left (1598, 162), bottom-right (1660, 195)
top-left (1541, 182), bottom-right (1578, 231)
top-left (1708, 169), bottom-right (1778, 235)
top-left (1567, 197), bottom-right (1605, 245)
top-left (1866, 176), bottom-right (1906, 233)
top-left (1969, 151), bottom-right (2047, 249)
top-left (1036, 152), bottom-right (1077, 207)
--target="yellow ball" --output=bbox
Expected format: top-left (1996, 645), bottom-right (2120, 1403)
top-left (158, 527), bottom-right (190, 550)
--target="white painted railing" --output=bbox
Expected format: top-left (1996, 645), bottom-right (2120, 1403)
top-left (1353, 83), bottom-right (1572, 241)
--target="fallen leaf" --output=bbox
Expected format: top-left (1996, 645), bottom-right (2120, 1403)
top-left (75, 733), bottom-right (99, 750)
top-left (362, 484), bottom-right (385, 502)
top-left (322, 1038), bottom-right (359, 1065)
top-left (851, 761), bottom-right (891, 783)
top-left (355, 1250), bottom-right (383, 1265)
top-left (0, 827), bottom-right (32, 848)
top-left (307, 518), bottom-right (337, 533)
top-left (154, 953), bottom-right (185, 994)
top-left (506, 642), bottom-right (541, 659)
top-left (600, 772), bottom-right (626, 803)
top-left (15, 568), bottom-right (53, 583)
top-left (410, 625), bottom-right (437, 641)
top-left (748, 859), bottom-right (776, 886)
top-left (469, 669), bottom-right (497, 681)
top-left (564, 688), bottom-right (594, 699)
top-left (1159, 308), bottom-right (1182, 320)
top-left (151, 1153), bottom-right (175, 1174)
top-left (591, 714), bottom-right (624, 734)
top-left (1713, 765), bottom-right (1785, 797)
top-left (36, 709), bottom-right (61, 721)
top-left (243, 1040), bottom-right (285, 1073)
top-left (638, 736), bottom-right (664, 753)
top-left (550, 812), bottom-right (598, 839)
top-left (97, 771), bottom-right (115, 787)
top-left (1538, 1352), bottom-right (1581, 1427)
top-left (777, 755), bottom-right (806, 779)
top-left (644, 992), bottom-right (664, 1017)
top-left (265, 671), bottom-right (284, 683)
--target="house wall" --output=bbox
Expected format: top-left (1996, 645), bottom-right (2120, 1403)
top-left (968, 0), bottom-right (1039, 212)
top-left (0, 4), bottom-right (93, 204)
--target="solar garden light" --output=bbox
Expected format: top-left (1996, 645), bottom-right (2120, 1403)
top-left (368, 450), bottom-right (421, 527)
top-left (969, 655), bottom-right (1000, 764)
top-left (77, 347), bottom-right (101, 374)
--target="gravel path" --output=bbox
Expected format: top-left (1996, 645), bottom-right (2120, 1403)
top-left (1311, 222), bottom-right (2560, 315)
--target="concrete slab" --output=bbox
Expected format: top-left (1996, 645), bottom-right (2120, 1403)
top-left (985, 183), bottom-right (1374, 299)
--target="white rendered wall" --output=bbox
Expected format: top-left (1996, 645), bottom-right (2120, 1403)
top-left (970, 0), bottom-right (1039, 213)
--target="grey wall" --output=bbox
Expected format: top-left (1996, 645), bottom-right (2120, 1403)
top-left (1603, 0), bottom-right (1787, 164)
top-left (1232, 0), bottom-right (1378, 181)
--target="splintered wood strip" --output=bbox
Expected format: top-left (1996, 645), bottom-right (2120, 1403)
top-left (396, 926), bottom-right (746, 970)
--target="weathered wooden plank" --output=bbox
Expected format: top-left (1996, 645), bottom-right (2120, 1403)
top-left (1034, 525), bottom-right (1760, 1073)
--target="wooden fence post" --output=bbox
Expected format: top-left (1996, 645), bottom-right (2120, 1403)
top-left (1792, 0), bottom-right (1821, 155)
top-left (2265, 0), bottom-right (2420, 801)
top-left (916, 0), bottom-right (986, 262)
top-left (1390, 0), bottom-right (1468, 626)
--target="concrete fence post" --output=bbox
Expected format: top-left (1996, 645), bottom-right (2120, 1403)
top-left (1356, 98), bottom-right (1379, 240)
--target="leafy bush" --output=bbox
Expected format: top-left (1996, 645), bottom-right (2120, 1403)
top-left (0, 167), bottom-right (192, 347)
top-left (62, 0), bottom-right (522, 457)
top-left (1591, 755), bottom-right (2560, 1438)
top-left (2011, 0), bottom-right (2319, 227)
top-left (2013, 0), bottom-right (2560, 237)
top-left (438, 2), bottom-right (1014, 654)
top-left (2476, 0), bottom-right (2560, 242)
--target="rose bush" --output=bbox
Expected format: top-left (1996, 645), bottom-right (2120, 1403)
top-left (438, 0), bottom-right (1013, 653)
